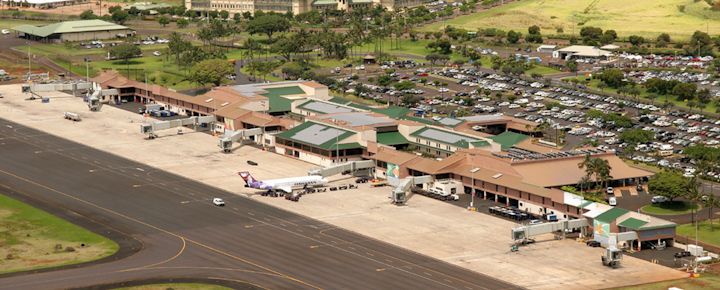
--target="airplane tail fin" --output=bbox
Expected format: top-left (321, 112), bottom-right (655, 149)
top-left (238, 171), bottom-right (256, 185)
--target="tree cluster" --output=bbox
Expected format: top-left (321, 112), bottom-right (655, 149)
top-left (579, 26), bottom-right (617, 46)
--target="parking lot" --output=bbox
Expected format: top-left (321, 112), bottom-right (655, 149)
top-left (0, 83), bottom-right (689, 289)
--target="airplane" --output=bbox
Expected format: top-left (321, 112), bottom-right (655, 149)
top-left (238, 171), bottom-right (328, 193)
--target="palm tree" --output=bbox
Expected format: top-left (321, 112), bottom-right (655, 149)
top-left (684, 177), bottom-right (703, 226)
top-left (578, 154), bottom-right (595, 179)
top-left (702, 195), bottom-right (720, 231)
top-left (593, 158), bottom-right (613, 190)
top-left (578, 176), bottom-right (592, 194)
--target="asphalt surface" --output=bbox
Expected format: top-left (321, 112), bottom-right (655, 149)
top-left (0, 117), bottom-right (521, 290)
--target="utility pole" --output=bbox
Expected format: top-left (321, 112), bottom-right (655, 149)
top-left (26, 42), bottom-right (31, 83)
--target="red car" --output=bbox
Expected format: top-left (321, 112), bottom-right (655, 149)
top-left (418, 73), bottom-right (428, 76)
top-left (400, 75), bottom-right (409, 79)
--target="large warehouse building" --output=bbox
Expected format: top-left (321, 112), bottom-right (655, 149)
top-left (11, 20), bottom-right (134, 43)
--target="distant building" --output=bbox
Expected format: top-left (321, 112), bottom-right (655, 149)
top-left (185, 0), bottom-right (421, 16)
top-left (123, 2), bottom-right (173, 14)
top-left (1, 0), bottom-right (75, 9)
top-left (553, 45), bottom-right (611, 60)
top-left (11, 20), bottom-right (134, 43)
top-left (536, 45), bottom-right (556, 54)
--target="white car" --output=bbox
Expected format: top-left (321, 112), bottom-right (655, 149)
top-left (438, 88), bottom-right (449, 92)
top-left (1, 29), bottom-right (8, 35)
top-left (651, 196), bottom-right (667, 204)
top-left (508, 104), bottom-right (520, 109)
top-left (153, 51), bottom-right (161, 56)
top-left (212, 198), bottom-right (225, 206)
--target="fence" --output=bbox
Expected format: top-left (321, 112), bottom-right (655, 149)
top-left (675, 234), bottom-right (720, 254)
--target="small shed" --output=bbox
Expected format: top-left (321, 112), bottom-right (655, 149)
top-left (536, 45), bottom-right (557, 54)
top-left (363, 54), bottom-right (376, 64)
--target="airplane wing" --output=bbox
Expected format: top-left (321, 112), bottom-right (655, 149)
top-left (277, 186), bottom-right (292, 193)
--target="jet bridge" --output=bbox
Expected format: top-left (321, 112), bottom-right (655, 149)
top-left (87, 89), bottom-right (118, 111)
top-left (219, 128), bottom-right (263, 152)
top-left (390, 175), bottom-right (433, 204)
top-left (307, 160), bottom-right (376, 177)
top-left (141, 115), bottom-right (215, 139)
top-left (511, 218), bottom-right (590, 241)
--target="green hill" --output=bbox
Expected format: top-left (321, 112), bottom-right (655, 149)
top-left (417, 0), bottom-right (720, 40)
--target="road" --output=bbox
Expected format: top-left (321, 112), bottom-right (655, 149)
top-left (0, 117), bottom-right (521, 290)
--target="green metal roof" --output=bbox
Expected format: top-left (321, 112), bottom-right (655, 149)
top-left (369, 106), bottom-right (411, 119)
top-left (399, 115), bottom-right (435, 125)
top-left (594, 207), bottom-right (629, 223)
top-left (488, 131), bottom-right (530, 151)
top-left (639, 223), bottom-right (679, 230)
top-left (274, 122), bottom-right (356, 150)
top-left (12, 20), bottom-right (130, 38)
top-left (348, 103), bottom-right (371, 110)
top-left (618, 218), bottom-right (648, 230)
top-left (580, 201), bottom-right (594, 208)
top-left (261, 86), bottom-right (306, 113)
top-left (328, 97), bottom-right (351, 105)
top-left (409, 127), bottom-right (481, 148)
top-left (328, 142), bottom-right (365, 150)
top-left (377, 131), bottom-right (408, 146)
top-left (471, 141), bottom-right (490, 147)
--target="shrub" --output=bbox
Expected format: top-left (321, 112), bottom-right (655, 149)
top-left (6, 254), bottom-right (13, 260)
top-left (65, 247), bottom-right (75, 252)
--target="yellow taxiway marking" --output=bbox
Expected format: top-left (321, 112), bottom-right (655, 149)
top-left (0, 168), bottom-right (324, 290)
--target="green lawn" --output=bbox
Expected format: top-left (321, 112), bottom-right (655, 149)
top-left (610, 275), bottom-right (720, 290)
top-left (0, 194), bottom-right (118, 274)
top-left (89, 56), bottom-right (211, 91)
top-left (0, 19), bottom-right (60, 30)
top-left (111, 284), bottom-right (232, 290)
top-left (416, 0), bottom-right (720, 40)
top-left (676, 219), bottom-right (720, 247)
top-left (13, 42), bottom-right (172, 58)
top-left (641, 201), bottom-right (700, 214)
top-left (624, 160), bottom-right (662, 173)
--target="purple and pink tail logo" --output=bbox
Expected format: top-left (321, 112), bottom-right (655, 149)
top-left (238, 171), bottom-right (255, 184)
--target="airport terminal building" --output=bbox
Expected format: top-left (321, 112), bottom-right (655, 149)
top-left (90, 72), bottom-right (671, 246)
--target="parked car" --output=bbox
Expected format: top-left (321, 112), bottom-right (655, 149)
top-left (356, 178), bottom-right (368, 183)
top-left (212, 198), bottom-right (225, 206)
top-left (607, 187), bottom-right (614, 195)
top-left (674, 251), bottom-right (692, 258)
top-left (586, 241), bottom-right (601, 247)
top-left (608, 197), bottom-right (617, 206)
top-left (247, 160), bottom-right (258, 166)
top-left (651, 196), bottom-right (668, 204)
top-left (153, 51), bottom-right (161, 56)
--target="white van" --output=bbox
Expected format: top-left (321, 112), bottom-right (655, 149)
top-left (688, 127), bottom-right (700, 133)
top-left (608, 197), bottom-right (617, 206)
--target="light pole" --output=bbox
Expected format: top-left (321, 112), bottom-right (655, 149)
top-left (144, 70), bottom-right (149, 105)
top-left (261, 100), bottom-right (267, 148)
top-left (26, 42), bottom-right (31, 83)
top-left (470, 167), bottom-right (480, 208)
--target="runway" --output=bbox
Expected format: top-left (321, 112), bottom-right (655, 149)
top-left (0, 117), bottom-right (522, 290)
